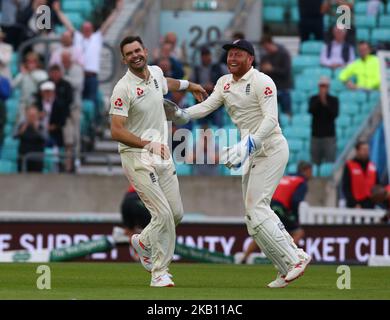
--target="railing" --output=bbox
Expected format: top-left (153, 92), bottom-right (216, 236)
top-left (299, 202), bottom-right (385, 225)
top-left (17, 36), bottom-right (118, 84)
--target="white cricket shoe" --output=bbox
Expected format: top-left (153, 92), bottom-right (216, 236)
top-left (150, 274), bottom-right (175, 287)
top-left (131, 234), bottom-right (152, 272)
top-left (285, 254), bottom-right (312, 283)
top-left (267, 273), bottom-right (288, 288)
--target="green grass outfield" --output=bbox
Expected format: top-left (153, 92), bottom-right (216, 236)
top-left (0, 263), bottom-right (389, 300)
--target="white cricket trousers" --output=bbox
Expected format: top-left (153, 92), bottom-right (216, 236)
top-left (120, 151), bottom-right (184, 278)
top-left (242, 134), bottom-right (300, 274)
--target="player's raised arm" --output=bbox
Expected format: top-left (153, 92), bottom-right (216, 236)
top-left (165, 77), bottom-right (208, 102)
top-left (184, 78), bottom-right (225, 120)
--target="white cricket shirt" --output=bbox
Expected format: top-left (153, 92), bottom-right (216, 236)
top-left (109, 65), bottom-right (169, 153)
top-left (186, 67), bottom-right (282, 143)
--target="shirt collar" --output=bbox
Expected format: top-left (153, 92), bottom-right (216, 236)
top-left (126, 66), bottom-right (152, 85)
top-left (231, 67), bottom-right (254, 83)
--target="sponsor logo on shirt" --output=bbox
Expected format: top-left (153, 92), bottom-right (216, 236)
top-left (136, 87), bottom-right (145, 97)
top-left (264, 86), bottom-right (273, 96)
top-left (149, 172), bottom-right (157, 183)
top-left (114, 98), bottom-right (123, 110)
top-left (153, 79), bottom-right (159, 90)
top-left (223, 83), bottom-right (231, 92)
top-left (246, 84), bottom-right (251, 95)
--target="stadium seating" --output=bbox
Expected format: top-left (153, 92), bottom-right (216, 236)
top-left (354, 1), bottom-right (385, 15)
top-left (263, 6), bottom-right (285, 23)
top-left (379, 15), bottom-right (390, 28)
top-left (292, 55), bottom-right (321, 73)
top-left (0, 160), bottom-right (17, 174)
top-left (300, 41), bottom-right (323, 55)
top-left (354, 15), bottom-right (377, 29)
top-left (371, 28), bottom-right (390, 44)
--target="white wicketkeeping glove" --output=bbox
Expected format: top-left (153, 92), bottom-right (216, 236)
top-left (221, 135), bottom-right (258, 169)
top-left (174, 108), bottom-right (191, 126)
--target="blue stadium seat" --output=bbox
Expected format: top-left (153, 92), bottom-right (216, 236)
top-left (290, 90), bottom-right (307, 104)
top-left (287, 162), bottom-right (297, 174)
top-left (291, 6), bottom-right (299, 23)
top-left (371, 28), bottom-right (390, 44)
top-left (65, 12), bottom-right (84, 29)
top-left (287, 139), bottom-right (305, 153)
top-left (339, 102), bottom-right (360, 116)
top-left (356, 28), bottom-right (371, 41)
top-left (354, 15), bottom-right (377, 28)
top-left (1, 138), bottom-right (19, 162)
top-left (300, 41), bottom-right (323, 55)
top-left (82, 99), bottom-right (95, 121)
top-left (279, 113), bottom-right (290, 128)
top-left (379, 15), bottom-right (390, 28)
top-left (302, 67), bottom-right (332, 79)
top-left (263, 6), bottom-right (285, 22)
top-left (292, 55), bottom-right (320, 73)
top-left (339, 91), bottom-right (367, 104)
top-left (336, 115), bottom-right (351, 129)
top-left (0, 160), bottom-right (17, 174)
top-left (330, 79), bottom-right (346, 93)
top-left (319, 162), bottom-right (334, 177)
top-left (62, 1), bottom-right (92, 15)
top-left (175, 163), bottom-right (193, 176)
top-left (294, 75), bottom-right (318, 92)
top-left (291, 114), bottom-right (311, 127)
top-left (354, 2), bottom-right (384, 15)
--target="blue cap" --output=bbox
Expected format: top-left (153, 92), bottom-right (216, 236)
top-left (223, 39), bottom-right (255, 56)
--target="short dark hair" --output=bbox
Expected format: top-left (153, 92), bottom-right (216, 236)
top-left (49, 64), bottom-right (61, 72)
top-left (260, 34), bottom-right (273, 45)
top-left (355, 140), bottom-right (368, 151)
top-left (232, 31), bottom-right (245, 40)
top-left (297, 161), bottom-right (312, 174)
top-left (120, 36), bottom-right (144, 55)
top-left (358, 41), bottom-right (370, 47)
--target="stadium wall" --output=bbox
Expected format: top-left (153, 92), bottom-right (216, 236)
top-left (0, 175), bottom-right (332, 214)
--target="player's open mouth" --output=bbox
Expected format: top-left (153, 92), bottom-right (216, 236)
top-left (132, 58), bottom-right (143, 65)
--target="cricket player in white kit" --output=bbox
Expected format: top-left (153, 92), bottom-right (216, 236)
top-left (177, 40), bottom-right (311, 288)
top-left (109, 36), bottom-right (207, 287)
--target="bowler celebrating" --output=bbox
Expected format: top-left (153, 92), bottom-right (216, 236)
top-left (110, 36), bottom-right (206, 287)
top-left (177, 40), bottom-right (311, 288)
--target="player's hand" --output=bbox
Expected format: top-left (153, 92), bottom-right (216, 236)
top-left (188, 83), bottom-right (208, 102)
top-left (145, 142), bottom-right (170, 160)
top-left (221, 135), bottom-right (257, 169)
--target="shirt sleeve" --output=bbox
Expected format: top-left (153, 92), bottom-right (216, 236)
top-left (339, 61), bottom-right (356, 83)
top-left (252, 73), bottom-right (279, 144)
top-left (185, 77), bottom-right (225, 119)
top-left (109, 84), bottom-right (130, 117)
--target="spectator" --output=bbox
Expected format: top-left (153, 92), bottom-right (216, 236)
top-left (48, 64), bottom-right (73, 117)
top-left (49, 30), bottom-right (84, 67)
top-left (298, 0), bottom-right (324, 41)
top-left (371, 184), bottom-right (390, 222)
top-left (320, 26), bottom-right (355, 70)
top-left (342, 141), bottom-right (379, 209)
top-left (321, 0), bottom-right (355, 43)
top-left (15, 105), bottom-right (45, 173)
top-left (36, 81), bottom-right (67, 149)
top-left (62, 51), bottom-right (84, 166)
top-left (0, 0), bottom-right (29, 49)
top-left (163, 32), bottom-right (186, 63)
top-left (308, 76), bottom-right (339, 165)
top-left (321, 0), bottom-right (354, 27)
top-left (54, 0), bottom-right (123, 124)
top-left (187, 124), bottom-right (220, 176)
top-left (260, 35), bottom-right (293, 118)
top-left (0, 28), bottom-right (14, 80)
top-left (339, 41), bottom-right (380, 90)
top-left (190, 47), bottom-right (227, 126)
top-left (240, 161), bottom-right (313, 263)
top-left (158, 42), bottom-right (185, 79)
top-left (12, 52), bottom-right (48, 120)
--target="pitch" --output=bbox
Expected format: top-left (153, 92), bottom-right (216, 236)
top-left (0, 263), bottom-right (389, 300)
